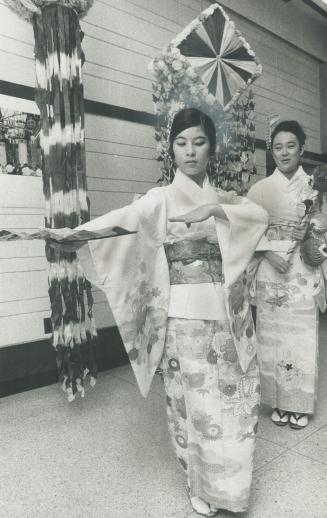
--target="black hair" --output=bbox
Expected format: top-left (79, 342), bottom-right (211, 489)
top-left (169, 108), bottom-right (216, 158)
top-left (271, 120), bottom-right (306, 148)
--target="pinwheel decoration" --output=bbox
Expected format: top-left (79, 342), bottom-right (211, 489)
top-left (172, 3), bottom-right (262, 111)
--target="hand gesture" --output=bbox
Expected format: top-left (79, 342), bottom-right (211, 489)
top-left (292, 221), bottom-right (309, 241)
top-left (169, 204), bottom-right (219, 227)
top-left (264, 251), bottom-right (290, 274)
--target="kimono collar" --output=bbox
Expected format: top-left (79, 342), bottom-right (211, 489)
top-left (273, 166), bottom-right (308, 192)
top-left (172, 169), bottom-right (218, 205)
top-left (274, 165), bottom-right (307, 183)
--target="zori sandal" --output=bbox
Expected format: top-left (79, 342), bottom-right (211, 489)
top-left (187, 489), bottom-right (219, 517)
top-left (289, 413), bottom-right (308, 429)
top-left (271, 408), bottom-right (289, 426)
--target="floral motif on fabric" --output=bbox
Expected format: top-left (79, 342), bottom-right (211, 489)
top-left (257, 266), bottom-right (321, 309)
top-left (220, 337), bottom-right (238, 363)
top-left (276, 353), bottom-right (306, 390)
top-left (119, 260), bottom-right (168, 367)
top-left (255, 267), bottom-right (318, 413)
top-left (227, 275), bottom-right (256, 370)
top-left (192, 410), bottom-right (223, 441)
top-left (161, 318), bottom-right (259, 512)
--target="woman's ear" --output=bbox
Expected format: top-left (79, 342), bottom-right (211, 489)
top-left (300, 146), bottom-right (304, 156)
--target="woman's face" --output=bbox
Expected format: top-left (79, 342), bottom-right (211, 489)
top-left (172, 125), bottom-right (211, 183)
top-left (272, 131), bottom-right (303, 177)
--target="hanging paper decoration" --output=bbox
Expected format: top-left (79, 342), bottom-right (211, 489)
top-left (265, 114), bottom-right (281, 149)
top-left (150, 2), bottom-right (262, 188)
top-left (214, 90), bottom-right (257, 193)
top-left (172, 3), bottom-right (262, 112)
top-left (5, 0), bottom-right (96, 401)
top-left (150, 41), bottom-right (224, 184)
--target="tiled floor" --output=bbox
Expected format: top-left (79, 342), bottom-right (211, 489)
top-left (1, 317), bottom-right (327, 518)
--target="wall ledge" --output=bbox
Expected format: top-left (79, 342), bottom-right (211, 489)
top-left (0, 326), bottom-right (128, 398)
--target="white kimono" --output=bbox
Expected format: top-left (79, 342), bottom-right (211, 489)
top-left (248, 166), bottom-right (325, 413)
top-left (77, 170), bottom-right (268, 512)
top-left (78, 170), bottom-right (268, 397)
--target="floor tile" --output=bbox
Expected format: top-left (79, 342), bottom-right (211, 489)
top-left (0, 375), bottom-right (190, 518)
top-left (109, 363), bottom-right (166, 396)
top-left (253, 437), bottom-right (288, 471)
top-left (2, 314), bottom-right (327, 517)
top-left (291, 423), bottom-right (327, 465)
top-left (256, 404), bottom-right (319, 448)
top-left (248, 451), bottom-right (327, 518)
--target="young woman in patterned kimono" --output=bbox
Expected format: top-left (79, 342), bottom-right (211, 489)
top-left (52, 108), bottom-right (268, 516)
top-left (248, 120), bottom-right (326, 430)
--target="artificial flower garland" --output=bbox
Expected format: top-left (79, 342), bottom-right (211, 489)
top-left (150, 43), bottom-right (224, 185)
top-left (150, 3), bottom-right (261, 191)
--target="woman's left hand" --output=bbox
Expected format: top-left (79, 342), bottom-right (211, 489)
top-left (292, 221), bottom-right (309, 241)
top-left (169, 204), bottom-right (222, 227)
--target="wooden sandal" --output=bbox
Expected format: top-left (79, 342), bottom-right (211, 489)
top-left (271, 408), bottom-right (289, 426)
top-left (187, 489), bottom-right (219, 517)
top-left (289, 413), bottom-right (308, 429)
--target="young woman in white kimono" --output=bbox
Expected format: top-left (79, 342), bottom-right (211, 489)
top-left (53, 109), bottom-right (268, 516)
top-left (248, 120), bottom-right (326, 430)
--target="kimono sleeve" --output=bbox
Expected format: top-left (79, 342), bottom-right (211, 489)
top-left (248, 182), bottom-right (289, 253)
top-left (215, 194), bottom-right (269, 288)
top-left (77, 188), bottom-right (170, 398)
top-left (211, 193), bottom-right (268, 373)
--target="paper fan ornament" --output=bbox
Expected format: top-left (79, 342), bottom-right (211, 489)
top-left (172, 3), bottom-right (262, 111)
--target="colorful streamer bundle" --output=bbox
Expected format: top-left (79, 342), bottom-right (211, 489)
top-left (33, 5), bottom-right (97, 400)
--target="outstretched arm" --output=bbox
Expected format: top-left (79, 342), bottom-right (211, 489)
top-left (169, 203), bottom-right (227, 226)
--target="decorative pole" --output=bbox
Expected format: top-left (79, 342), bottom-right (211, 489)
top-left (5, 0), bottom-right (97, 401)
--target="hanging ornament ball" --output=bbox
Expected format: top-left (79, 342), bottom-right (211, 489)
top-left (300, 236), bottom-right (327, 266)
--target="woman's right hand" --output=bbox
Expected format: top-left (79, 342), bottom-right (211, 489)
top-left (169, 203), bottom-right (227, 227)
top-left (264, 251), bottom-right (290, 273)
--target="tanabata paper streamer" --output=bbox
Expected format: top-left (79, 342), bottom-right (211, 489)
top-left (4, 0), bottom-right (96, 401)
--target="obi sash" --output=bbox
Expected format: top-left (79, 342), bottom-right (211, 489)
top-left (165, 238), bottom-right (223, 285)
top-left (265, 220), bottom-right (295, 241)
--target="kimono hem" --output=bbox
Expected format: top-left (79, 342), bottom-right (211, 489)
top-left (76, 170), bottom-right (267, 511)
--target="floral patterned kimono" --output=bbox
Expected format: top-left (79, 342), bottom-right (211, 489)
top-left (248, 166), bottom-right (326, 415)
top-left (77, 169), bottom-right (267, 512)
